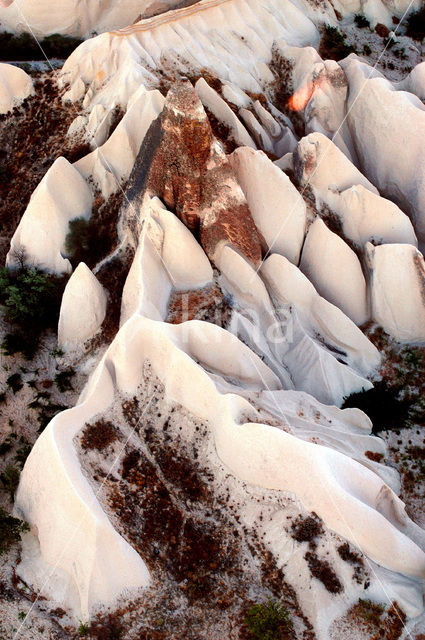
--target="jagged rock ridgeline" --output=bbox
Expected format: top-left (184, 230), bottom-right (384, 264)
top-left (130, 81), bottom-right (263, 266)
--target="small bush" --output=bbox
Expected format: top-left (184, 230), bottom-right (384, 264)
top-left (245, 599), bottom-right (293, 640)
top-left (1, 332), bottom-right (37, 360)
top-left (54, 368), bottom-right (75, 393)
top-left (0, 507), bottom-right (29, 555)
top-left (78, 622), bottom-right (90, 637)
top-left (354, 14), bottom-right (370, 28)
top-left (351, 598), bottom-right (385, 627)
top-left (305, 552), bottom-right (343, 593)
top-left (81, 420), bottom-right (118, 452)
top-left (342, 381), bottom-right (410, 432)
top-left (6, 373), bottom-right (23, 394)
top-left (405, 7), bottom-right (425, 41)
top-left (319, 26), bottom-right (356, 60)
top-left (0, 465), bottom-right (21, 501)
top-left (291, 513), bottom-right (323, 543)
top-left (0, 267), bottom-right (66, 360)
top-left (363, 44), bottom-right (372, 55)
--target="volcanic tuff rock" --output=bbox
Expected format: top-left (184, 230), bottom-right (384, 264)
top-left (2, 0), bottom-right (425, 638)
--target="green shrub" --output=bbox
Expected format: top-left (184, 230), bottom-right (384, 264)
top-left (77, 622), bottom-right (90, 637)
top-left (245, 599), bottom-right (293, 640)
top-left (2, 332), bottom-right (37, 360)
top-left (405, 7), bottom-right (425, 41)
top-left (354, 14), bottom-right (370, 28)
top-left (352, 599), bottom-right (385, 627)
top-left (363, 44), bottom-right (372, 55)
top-left (0, 267), bottom-right (67, 360)
top-left (0, 508), bottom-right (29, 555)
top-left (320, 25), bottom-right (356, 60)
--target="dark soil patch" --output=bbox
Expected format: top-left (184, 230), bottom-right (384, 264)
top-left (304, 551), bottom-right (342, 594)
top-left (80, 420), bottom-right (119, 452)
top-left (0, 74), bottom-right (86, 263)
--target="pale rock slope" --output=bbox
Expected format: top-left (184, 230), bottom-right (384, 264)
top-left (230, 147), bottom-right (306, 264)
top-left (58, 263), bottom-right (107, 351)
top-left (7, 157), bottom-right (93, 274)
top-left (293, 132), bottom-right (417, 250)
top-left (261, 253), bottom-right (380, 376)
top-left (341, 56), bottom-right (425, 248)
top-left (399, 61), bottom-right (425, 102)
top-left (216, 243), bottom-right (373, 406)
top-left (74, 87), bottom-right (165, 198)
top-left (366, 243), bottom-right (425, 343)
top-left (299, 218), bottom-right (369, 326)
top-left (120, 196), bottom-right (213, 325)
top-left (293, 131), bottom-right (378, 196)
top-left (0, 62), bottom-right (34, 114)
top-left (59, 0), bottom-right (319, 142)
top-left (0, 0), bottom-right (182, 37)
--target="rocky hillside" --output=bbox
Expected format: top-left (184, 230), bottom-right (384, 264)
top-left (1, 0), bottom-right (425, 639)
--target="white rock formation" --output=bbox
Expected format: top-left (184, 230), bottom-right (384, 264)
top-left (230, 147), bottom-right (307, 264)
top-left (16, 314), bottom-right (425, 623)
top-left (195, 78), bottom-right (256, 149)
top-left (216, 244), bottom-right (373, 405)
top-left (0, 0), bottom-right (182, 37)
top-left (399, 61), bottom-right (425, 102)
top-left (58, 0), bottom-right (319, 124)
top-left (294, 131), bottom-right (378, 196)
top-left (261, 253), bottom-right (380, 376)
top-left (0, 62), bottom-right (34, 114)
top-left (120, 197), bottom-right (213, 325)
top-left (341, 56), bottom-right (425, 246)
top-left (74, 88), bottom-right (165, 198)
top-left (366, 242), bottom-right (425, 343)
top-left (58, 263), bottom-right (107, 351)
top-left (7, 157), bottom-right (93, 274)
top-left (300, 218), bottom-right (369, 325)
top-left (329, 0), bottom-right (421, 27)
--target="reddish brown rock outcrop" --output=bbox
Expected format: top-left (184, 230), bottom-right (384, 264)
top-left (146, 81), bottom-right (262, 267)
